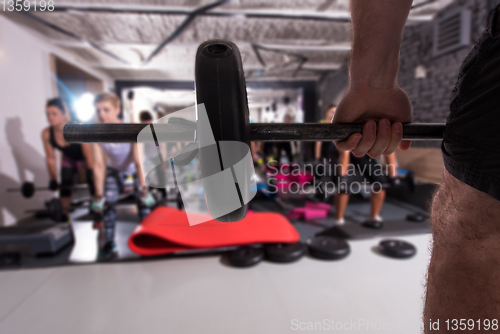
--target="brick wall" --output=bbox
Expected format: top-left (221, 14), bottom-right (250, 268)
top-left (398, 0), bottom-right (493, 147)
top-left (316, 63), bottom-right (348, 119)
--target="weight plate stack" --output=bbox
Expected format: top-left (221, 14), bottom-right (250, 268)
top-left (307, 236), bottom-right (350, 260)
top-left (264, 243), bottom-right (306, 263)
top-left (226, 247), bottom-right (264, 268)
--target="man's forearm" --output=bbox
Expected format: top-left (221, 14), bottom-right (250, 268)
top-left (349, 0), bottom-right (412, 89)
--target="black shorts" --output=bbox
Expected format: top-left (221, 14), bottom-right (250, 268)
top-left (442, 4), bottom-right (500, 201)
top-left (319, 147), bottom-right (388, 185)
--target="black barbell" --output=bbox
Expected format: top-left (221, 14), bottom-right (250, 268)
top-left (63, 40), bottom-right (444, 223)
top-left (7, 181), bottom-right (88, 199)
top-left (63, 122), bottom-right (444, 143)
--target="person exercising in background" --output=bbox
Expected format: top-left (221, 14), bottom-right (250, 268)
top-left (41, 98), bottom-right (95, 222)
top-left (334, 147), bottom-right (397, 227)
top-left (337, 0), bottom-right (500, 330)
top-left (138, 110), bottom-right (167, 204)
top-left (91, 93), bottom-right (155, 258)
top-left (274, 114), bottom-right (295, 164)
top-left (316, 104), bottom-right (397, 226)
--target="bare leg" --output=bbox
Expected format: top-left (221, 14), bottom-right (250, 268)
top-left (60, 197), bottom-right (71, 216)
top-left (424, 169), bottom-right (500, 333)
top-left (369, 190), bottom-right (386, 219)
top-left (334, 193), bottom-right (349, 219)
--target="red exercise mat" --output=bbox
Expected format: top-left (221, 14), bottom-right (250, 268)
top-left (128, 207), bottom-right (300, 256)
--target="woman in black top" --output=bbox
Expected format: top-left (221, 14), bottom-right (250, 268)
top-left (41, 98), bottom-right (94, 221)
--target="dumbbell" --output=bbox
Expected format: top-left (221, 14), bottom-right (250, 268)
top-left (63, 40), bottom-right (445, 223)
top-left (7, 181), bottom-right (88, 199)
top-left (25, 191), bottom-right (145, 222)
top-left (25, 198), bottom-right (77, 222)
top-left (26, 198), bottom-right (101, 222)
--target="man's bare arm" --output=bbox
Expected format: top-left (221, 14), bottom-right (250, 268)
top-left (334, 0), bottom-right (413, 157)
top-left (350, 0), bottom-right (413, 89)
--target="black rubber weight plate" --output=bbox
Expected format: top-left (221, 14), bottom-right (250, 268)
top-left (307, 236), bottom-right (350, 260)
top-left (21, 182), bottom-right (35, 198)
top-left (195, 40), bottom-right (251, 222)
top-left (378, 239), bottom-right (417, 259)
top-left (227, 247), bottom-right (264, 268)
top-left (264, 243), bottom-right (306, 263)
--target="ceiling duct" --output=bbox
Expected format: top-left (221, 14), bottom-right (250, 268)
top-left (250, 43), bottom-right (307, 78)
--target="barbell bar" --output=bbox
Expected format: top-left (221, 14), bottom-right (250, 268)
top-left (63, 122), bottom-right (445, 143)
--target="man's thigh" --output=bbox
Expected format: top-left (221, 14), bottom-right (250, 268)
top-left (431, 169), bottom-right (500, 241)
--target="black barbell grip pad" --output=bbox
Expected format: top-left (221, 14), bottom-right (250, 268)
top-left (63, 123), bottom-right (445, 143)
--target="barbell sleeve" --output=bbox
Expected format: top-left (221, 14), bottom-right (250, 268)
top-left (64, 123), bottom-right (445, 143)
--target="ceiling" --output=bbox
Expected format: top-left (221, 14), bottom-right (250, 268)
top-left (7, 0), bottom-right (455, 81)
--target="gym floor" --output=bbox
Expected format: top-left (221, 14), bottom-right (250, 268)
top-left (0, 234), bottom-right (430, 334)
top-left (0, 192), bottom-right (432, 333)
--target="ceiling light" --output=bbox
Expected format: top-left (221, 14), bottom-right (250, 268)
top-left (74, 93), bottom-right (95, 122)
